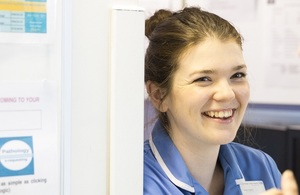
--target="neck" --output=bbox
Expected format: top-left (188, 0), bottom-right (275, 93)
top-left (177, 142), bottom-right (220, 189)
top-left (170, 133), bottom-right (224, 193)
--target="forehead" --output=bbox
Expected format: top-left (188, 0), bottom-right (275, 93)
top-left (177, 38), bottom-right (244, 73)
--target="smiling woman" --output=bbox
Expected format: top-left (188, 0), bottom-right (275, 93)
top-left (159, 38), bottom-right (249, 147)
top-left (144, 6), bottom-right (298, 195)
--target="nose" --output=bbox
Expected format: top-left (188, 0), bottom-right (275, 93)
top-left (213, 80), bottom-right (235, 102)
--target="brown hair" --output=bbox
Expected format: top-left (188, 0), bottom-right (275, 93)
top-left (145, 7), bottom-right (243, 130)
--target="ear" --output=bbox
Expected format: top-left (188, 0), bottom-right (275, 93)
top-left (146, 81), bottom-right (168, 112)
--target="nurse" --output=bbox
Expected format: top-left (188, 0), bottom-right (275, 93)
top-left (144, 7), bottom-right (298, 195)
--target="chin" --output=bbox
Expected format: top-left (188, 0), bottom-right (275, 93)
top-left (213, 132), bottom-right (237, 145)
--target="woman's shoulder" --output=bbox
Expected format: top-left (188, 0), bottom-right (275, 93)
top-left (143, 140), bottom-right (189, 194)
top-left (225, 142), bottom-right (282, 188)
top-left (228, 142), bottom-right (273, 159)
top-left (227, 142), bottom-right (277, 166)
top-left (144, 140), bottom-right (155, 161)
top-left (144, 140), bottom-right (161, 173)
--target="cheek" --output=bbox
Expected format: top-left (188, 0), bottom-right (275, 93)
top-left (237, 84), bottom-right (250, 104)
top-left (168, 89), bottom-right (205, 112)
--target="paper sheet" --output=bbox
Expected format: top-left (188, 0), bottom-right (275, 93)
top-left (185, 0), bottom-right (257, 23)
top-left (0, 81), bottom-right (59, 195)
top-left (262, 0), bottom-right (300, 89)
top-left (0, 0), bottom-right (57, 43)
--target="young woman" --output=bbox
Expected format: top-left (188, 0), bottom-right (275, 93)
top-left (144, 7), bottom-right (298, 195)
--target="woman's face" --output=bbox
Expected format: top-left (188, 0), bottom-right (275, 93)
top-left (163, 38), bottom-right (250, 147)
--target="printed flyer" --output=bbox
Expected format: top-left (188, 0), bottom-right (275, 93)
top-left (0, 81), bottom-right (60, 195)
top-left (0, 0), bottom-right (47, 34)
top-left (0, 0), bottom-right (56, 43)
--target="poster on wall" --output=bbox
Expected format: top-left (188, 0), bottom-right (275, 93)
top-left (0, 0), bottom-right (57, 43)
top-left (262, 0), bottom-right (300, 89)
top-left (184, 0), bottom-right (257, 23)
top-left (0, 81), bottom-right (60, 195)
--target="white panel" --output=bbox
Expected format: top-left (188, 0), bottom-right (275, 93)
top-left (110, 7), bottom-right (144, 195)
top-left (61, 0), bottom-right (72, 194)
top-left (71, 0), bottom-right (110, 194)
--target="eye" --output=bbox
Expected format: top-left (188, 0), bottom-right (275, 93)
top-left (194, 76), bottom-right (212, 83)
top-left (231, 72), bottom-right (247, 79)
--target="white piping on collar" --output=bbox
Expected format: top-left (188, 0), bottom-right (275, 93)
top-left (149, 135), bottom-right (195, 193)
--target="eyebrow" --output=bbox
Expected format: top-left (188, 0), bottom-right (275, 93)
top-left (189, 64), bottom-right (247, 77)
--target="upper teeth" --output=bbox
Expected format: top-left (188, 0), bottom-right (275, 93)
top-left (205, 110), bottom-right (233, 118)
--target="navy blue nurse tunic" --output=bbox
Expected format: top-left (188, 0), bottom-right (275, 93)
top-left (144, 120), bottom-right (281, 195)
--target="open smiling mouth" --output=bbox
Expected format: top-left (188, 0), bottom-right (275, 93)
top-left (203, 109), bottom-right (235, 120)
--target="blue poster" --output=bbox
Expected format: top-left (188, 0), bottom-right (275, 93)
top-left (0, 136), bottom-right (34, 177)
